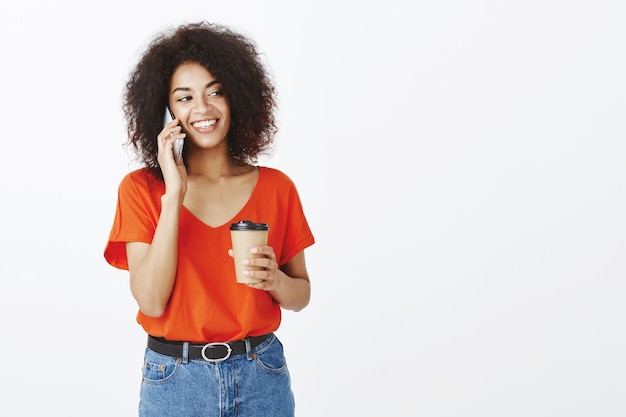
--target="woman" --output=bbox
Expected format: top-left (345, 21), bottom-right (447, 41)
top-left (104, 21), bottom-right (314, 417)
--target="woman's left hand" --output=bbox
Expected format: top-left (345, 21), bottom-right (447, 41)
top-left (229, 246), bottom-right (283, 291)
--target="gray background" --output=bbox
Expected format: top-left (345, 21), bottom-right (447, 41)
top-left (1, 0), bottom-right (624, 416)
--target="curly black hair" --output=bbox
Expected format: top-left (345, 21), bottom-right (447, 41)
top-left (122, 22), bottom-right (277, 177)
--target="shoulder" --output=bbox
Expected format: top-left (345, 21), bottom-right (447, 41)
top-left (259, 166), bottom-right (297, 188)
top-left (119, 167), bottom-right (164, 194)
top-left (121, 167), bottom-right (158, 182)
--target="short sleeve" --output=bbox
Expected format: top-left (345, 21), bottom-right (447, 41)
top-left (278, 180), bottom-right (315, 265)
top-left (103, 169), bottom-right (163, 270)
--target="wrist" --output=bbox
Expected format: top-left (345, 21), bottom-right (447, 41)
top-left (271, 269), bottom-right (287, 293)
top-left (161, 190), bottom-right (185, 207)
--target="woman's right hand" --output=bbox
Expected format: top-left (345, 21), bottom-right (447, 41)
top-left (157, 118), bottom-right (188, 201)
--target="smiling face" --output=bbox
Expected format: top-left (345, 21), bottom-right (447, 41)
top-left (168, 62), bottom-right (231, 153)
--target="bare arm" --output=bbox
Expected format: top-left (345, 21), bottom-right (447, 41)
top-left (127, 118), bottom-right (187, 317)
top-left (126, 194), bottom-right (183, 317)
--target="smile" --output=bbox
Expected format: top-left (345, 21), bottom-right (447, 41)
top-left (192, 119), bottom-right (217, 128)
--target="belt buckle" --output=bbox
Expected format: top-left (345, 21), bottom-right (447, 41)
top-left (201, 342), bottom-right (232, 362)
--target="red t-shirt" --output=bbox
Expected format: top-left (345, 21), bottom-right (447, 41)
top-left (104, 166), bottom-right (315, 343)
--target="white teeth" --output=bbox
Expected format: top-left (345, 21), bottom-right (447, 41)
top-left (193, 119), bottom-right (217, 128)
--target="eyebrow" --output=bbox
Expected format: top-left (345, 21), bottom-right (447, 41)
top-left (171, 80), bottom-right (221, 94)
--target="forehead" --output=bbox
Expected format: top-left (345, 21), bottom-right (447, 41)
top-left (170, 62), bottom-right (217, 88)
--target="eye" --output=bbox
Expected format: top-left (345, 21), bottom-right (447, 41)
top-left (178, 95), bottom-right (192, 102)
top-left (208, 89), bottom-right (224, 97)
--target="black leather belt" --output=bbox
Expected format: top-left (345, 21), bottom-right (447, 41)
top-left (147, 334), bottom-right (269, 362)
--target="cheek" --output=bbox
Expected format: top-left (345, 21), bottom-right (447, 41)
top-left (221, 106), bottom-right (232, 125)
top-left (169, 106), bottom-right (189, 122)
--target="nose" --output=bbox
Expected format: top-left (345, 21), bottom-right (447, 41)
top-left (194, 96), bottom-right (213, 113)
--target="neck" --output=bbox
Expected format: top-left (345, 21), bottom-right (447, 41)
top-left (187, 151), bottom-right (252, 180)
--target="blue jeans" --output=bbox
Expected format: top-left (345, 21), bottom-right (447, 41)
top-left (138, 333), bottom-right (295, 417)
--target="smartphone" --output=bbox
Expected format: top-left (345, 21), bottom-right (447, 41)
top-left (164, 107), bottom-right (184, 165)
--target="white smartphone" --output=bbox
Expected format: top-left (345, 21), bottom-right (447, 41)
top-left (164, 107), bottom-right (184, 165)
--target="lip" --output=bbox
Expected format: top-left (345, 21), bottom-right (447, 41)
top-left (190, 118), bottom-right (219, 132)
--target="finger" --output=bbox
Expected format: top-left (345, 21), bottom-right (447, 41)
top-left (250, 246), bottom-right (275, 258)
top-left (247, 281), bottom-right (265, 290)
top-left (159, 126), bottom-right (183, 140)
top-left (244, 266), bottom-right (274, 280)
top-left (166, 130), bottom-right (185, 142)
top-left (246, 257), bottom-right (275, 271)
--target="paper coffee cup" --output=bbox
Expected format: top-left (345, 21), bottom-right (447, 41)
top-left (230, 220), bottom-right (270, 284)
